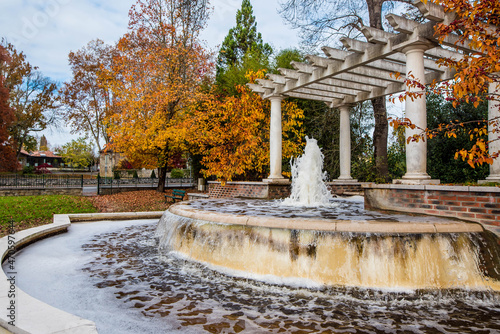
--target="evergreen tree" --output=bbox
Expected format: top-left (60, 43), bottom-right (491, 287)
top-left (216, 0), bottom-right (272, 92)
top-left (39, 135), bottom-right (48, 151)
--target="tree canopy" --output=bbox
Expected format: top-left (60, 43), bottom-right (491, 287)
top-left (216, 0), bottom-right (272, 76)
top-left (60, 39), bottom-right (116, 153)
top-left (60, 138), bottom-right (95, 169)
top-left (0, 41), bottom-right (58, 162)
top-left (104, 0), bottom-right (212, 191)
top-left (0, 44), bottom-right (17, 172)
top-left (216, 0), bottom-right (272, 94)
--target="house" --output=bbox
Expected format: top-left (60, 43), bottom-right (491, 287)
top-left (99, 147), bottom-right (124, 178)
top-left (18, 149), bottom-right (64, 168)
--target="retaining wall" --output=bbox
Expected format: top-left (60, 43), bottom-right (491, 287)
top-left (0, 188), bottom-right (82, 197)
top-left (208, 181), bottom-right (364, 199)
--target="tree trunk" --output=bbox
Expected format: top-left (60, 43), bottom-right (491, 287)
top-left (367, 0), bottom-right (389, 181)
top-left (157, 165), bottom-right (167, 193)
top-left (371, 96), bottom-right (389, 181)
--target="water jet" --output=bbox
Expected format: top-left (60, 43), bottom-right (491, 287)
top-left (157, 139), bottom-right (500, 291)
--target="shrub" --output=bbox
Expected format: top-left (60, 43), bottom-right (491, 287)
top-left (35, 163), bottom-right (52, 174)
top-left (113, 170), bottom-right (121, 179)
top-left (170, 168), bottom-right (184, 178)
top-left (22, 166), bottom-right (35, 175)
top-left (150, 170), bottom-right (156, 178)
top-left (133, 170), bottom-right (138, 179)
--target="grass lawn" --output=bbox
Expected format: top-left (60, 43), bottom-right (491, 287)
top-left (0, 189), bottom-right (190, 237)
top-left (0, 195), bottom-right (99, 236)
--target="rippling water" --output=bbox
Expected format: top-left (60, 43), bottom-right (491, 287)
top-left (12, 220), bottom-right (500, 333)
top-left (187, 197), bottom-right (464, 223)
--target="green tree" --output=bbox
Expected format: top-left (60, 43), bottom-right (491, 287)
top-left (39, 135), bottom-right (48, 151)
top-left (425, 93), bottom-right (489, 183)
top-left (272, 48), bottom-right (303, 73)
top-left (60, 138), bottom-right (94, 169)
top-left (216, 0), bottom-right (272, 93)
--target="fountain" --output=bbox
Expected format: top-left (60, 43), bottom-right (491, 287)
top-left (9, 138), bottom-right (500, 333)
top-left (156, 139), bottom-right (500, 291)
top-left (282, 136), bottom-right (333, 206)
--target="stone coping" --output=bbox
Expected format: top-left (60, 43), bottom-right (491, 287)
top-left (0, 211), bottom-right (164, 334)
top-left (169, 203), bottom-right (484, 234)
top-left (362, 183), bottom-right (500, 193)
top-left (207, 180), bottom-right (281, 185)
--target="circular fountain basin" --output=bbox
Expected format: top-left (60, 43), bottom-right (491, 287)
top-left (157, 198), bottom-right (499, 291)
top-left (169, 199), bottom-right (484, 234)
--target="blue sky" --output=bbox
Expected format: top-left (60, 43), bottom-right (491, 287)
top-left (0, 0), bottom-right (301, 147)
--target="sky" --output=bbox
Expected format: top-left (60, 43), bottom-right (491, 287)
top-left (0, 0), bottom-right (302, 148)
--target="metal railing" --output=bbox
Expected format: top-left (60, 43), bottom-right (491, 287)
top-left (96, 176), bottom-right (194, 194)
top-left (0, 174), bottom-right (85, 188)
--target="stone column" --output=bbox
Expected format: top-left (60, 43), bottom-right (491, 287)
top-left (264, 95), bottom-right (287, 182)
top-left (485, 79), bottom-right (500, 182)
top-left (400, 44), bottom-right (438, 184)
top-left (338, 105), bottom-right (354, 180)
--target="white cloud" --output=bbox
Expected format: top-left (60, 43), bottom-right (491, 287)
top-left (1, 0), bottom-right (301, 146)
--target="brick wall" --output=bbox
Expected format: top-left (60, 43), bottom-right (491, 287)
top-left (327, 182), bottom-right (364, 195)
top-left (208, 181), bottom-right (276, 199)
top-left (208, 181), bottom-right (364, 199)
top-left (364, 184), bottom-right (500, 235)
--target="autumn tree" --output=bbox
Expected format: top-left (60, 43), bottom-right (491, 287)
top-left (60, 39), bottom-right (116, 153)
top-left (0, 45), bottom-right (17, 172)
top-left (60, 138), bottom-right (95, 169)
top-left (432, 0), bottom-right (500, 167)
top-left (280, 0), bottom-right (416, 181)
top-left (0, 41), bottom-right (58, 160)
top-left (185, 70), bottom-right (304, 182)
top-left (390, 0), bottom-right (500, 169)
top-left (105, 0), bottom-right (212, 192)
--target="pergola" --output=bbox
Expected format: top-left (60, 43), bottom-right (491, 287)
top-left (248, 0), bottom-right (500, 184)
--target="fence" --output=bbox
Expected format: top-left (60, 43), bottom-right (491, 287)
top-left (97, 176), bottom-right (194, 195)
top-left (0, 175), bottom-right (85, 188)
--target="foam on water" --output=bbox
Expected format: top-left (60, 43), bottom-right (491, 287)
top-left (8, 220), bottom-right (183, 334)
top-left (9, 221), bottom-right (500, 333)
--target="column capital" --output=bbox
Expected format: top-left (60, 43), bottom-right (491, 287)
top-left (337, 104), bottom-right (355, 111)
top-left (266, 94), bottom-right (284, 102)
top-left (401, 41), bottom-right (436, 55)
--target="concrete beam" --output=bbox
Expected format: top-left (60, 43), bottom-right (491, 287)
top-left (285, 91), bottom-right (335, 103)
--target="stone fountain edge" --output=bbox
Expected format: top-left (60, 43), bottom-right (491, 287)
top-left (0, 211), bottom-right (164, 334)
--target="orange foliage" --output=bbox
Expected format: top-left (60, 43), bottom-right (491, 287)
top-left (103, 0), bottom-right (213, 172)
top-left (390, 0), bottom-right (500, 168)
top-left (183, 70), bottom-right (304, 182)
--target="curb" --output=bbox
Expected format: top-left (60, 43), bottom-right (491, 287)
top-left (0, 212), bottom-right (164, 334)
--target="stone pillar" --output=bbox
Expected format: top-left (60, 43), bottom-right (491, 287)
top-left (338, 105), bottom-right (354, 180)
top-left (399, 44), bottom-right (438, 184)
top-left (484, 79), bottom-right (500, 182)
top-left (264, 95), bottom-right (287, 182)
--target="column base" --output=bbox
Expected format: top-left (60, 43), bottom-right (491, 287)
top-left (262, 177), bottom-right (290, 184)
top-left (478, 175), bottom-right (500, 184)
top-left (332, 178), bottom-right (359, 183)
top-left (393, 178), bottom-right (440, 185)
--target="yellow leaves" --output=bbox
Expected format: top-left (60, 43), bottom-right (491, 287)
top-left (185, 71), bottom-right (304, 182)
top-left (104, 12), bottom-right (213, 170)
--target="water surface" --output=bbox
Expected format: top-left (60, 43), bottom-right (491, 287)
top-left (10, 220), bottom-right (500, 333)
